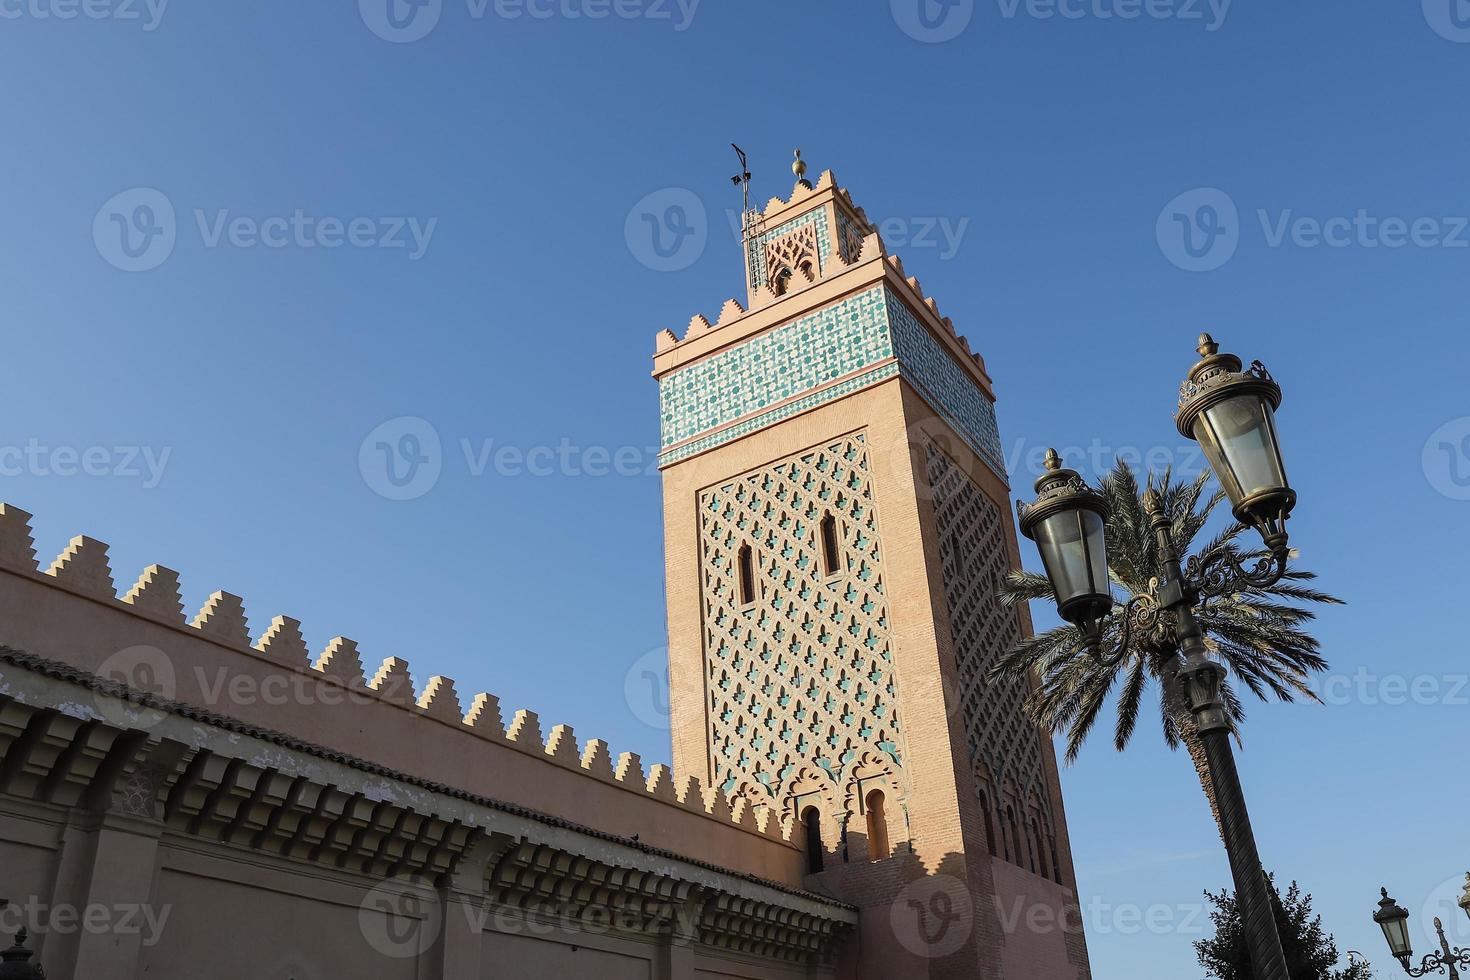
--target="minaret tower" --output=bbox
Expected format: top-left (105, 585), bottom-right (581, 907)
top-left (652, 157), bottom-right (1092, 979)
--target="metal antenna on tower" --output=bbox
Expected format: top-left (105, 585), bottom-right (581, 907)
top-left (730, 143), bottom-right (754, 240)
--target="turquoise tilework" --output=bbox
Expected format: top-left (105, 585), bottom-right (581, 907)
top-left (659, 362), bottom-right (900, 467)
top-left (746, 206), bottom-right (832, 290)
top-left (659, 286), bottom-right (892, 448)
top-left (886, 291), bottom-right (1006, 474)
top-left (658, 283), bottom-right (1005, 477)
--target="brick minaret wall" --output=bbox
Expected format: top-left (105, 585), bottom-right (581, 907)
top-left (655, 170), bottom-right (1092, 979)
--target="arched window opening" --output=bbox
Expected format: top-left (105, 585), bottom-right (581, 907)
top-left (1005, 805), bottom-right (1020, 865)
top-left (773, 267), bottom-right (794, 296)
top-left (737, 543), bottom-right (756, 607)
top-left (864, 789), bottom-right (890, 861)
top-left (1032, 817), bottom-right (1050, 879)
top-left (802, 807), bottom-right (824, 874)
top-left (948, 531), bottom-right (968, 580)
top-left (819, 512), bottom-right (841, 576)
top-left (1050, 837), bottom-right (1064, 884)
top-left (798, 259), bottom-right (815, 281)
top-left (980, 791), bottom-right (998, 858)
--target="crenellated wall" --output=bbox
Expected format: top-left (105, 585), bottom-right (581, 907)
top-left (0, 502), bottom-right (810, 889)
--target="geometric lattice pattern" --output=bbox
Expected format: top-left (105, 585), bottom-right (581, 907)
top-left (924, 438), bottom-right (1058, 873)
top-left (764, 225), bottom-right (821, 292)
top-left (746, 206), bottom-right (833, 290)
top-left (697, 432), bottom-right (906, 803)
top-left (837, 210), bottom-right (868, 263)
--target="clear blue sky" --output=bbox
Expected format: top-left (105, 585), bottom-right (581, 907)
top-left (3, 2), bottom-right (1467, 975)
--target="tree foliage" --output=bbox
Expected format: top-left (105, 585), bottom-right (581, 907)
top-left (1196, 874), bottom-right (1374, 979)
top-left (992, 461), bottom-right (1343, 763)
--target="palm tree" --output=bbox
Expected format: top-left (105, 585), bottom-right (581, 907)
top-left (991, 460), bottom-right (1343, 833)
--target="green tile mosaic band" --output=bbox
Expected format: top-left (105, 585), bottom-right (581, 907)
top-left (659, 287), bottom-right (892, 447)
top-left (659, 284), bottom-right (1005, 475)
top-left (884, 292), bottom-right (1006, 474)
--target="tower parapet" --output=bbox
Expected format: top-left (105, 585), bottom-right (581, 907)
top-left (654, 170), bottom-right (1001, 477)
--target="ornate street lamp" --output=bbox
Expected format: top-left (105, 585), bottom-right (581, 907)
top-left (1017, 450), bottom-right (1112, 639)
top-left (1017, 334), bottom-right (1299, 980)
top-left (1176, 334), bottom-right (1295, 551)
top-left (0, 928), bottom-right (47, 980)
top-left (1374, 887), bottom-right (1470, 978)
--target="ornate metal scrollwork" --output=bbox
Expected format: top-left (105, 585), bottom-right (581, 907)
top-left (1399, 916), bottom-right (1470, 978)
top-left (1083, 584), bottom-right (1171, 669)
top-left (1186, 543), bottom-right (1289, 600)
top-left (1405, 948), bottom-right (1470, 978)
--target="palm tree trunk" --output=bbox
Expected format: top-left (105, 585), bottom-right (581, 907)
top-left (1160, 656), bottom-right (1225, 843)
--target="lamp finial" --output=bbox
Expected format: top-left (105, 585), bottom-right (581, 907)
top-left (1197, 333), bottom-right (1219, 357)
top-left (1043, 448), bottom-right (1062, 471)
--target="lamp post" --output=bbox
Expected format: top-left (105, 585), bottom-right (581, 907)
top-left (0, 929), bottom-right (47, 980)
top-left (1374, 888), bottom-right (1470, 977)
top-left (1017, 334), bottom-right (1297, 980)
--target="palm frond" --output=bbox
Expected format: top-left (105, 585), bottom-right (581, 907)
top-left (992, 459), bottom-right (1343, 762)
